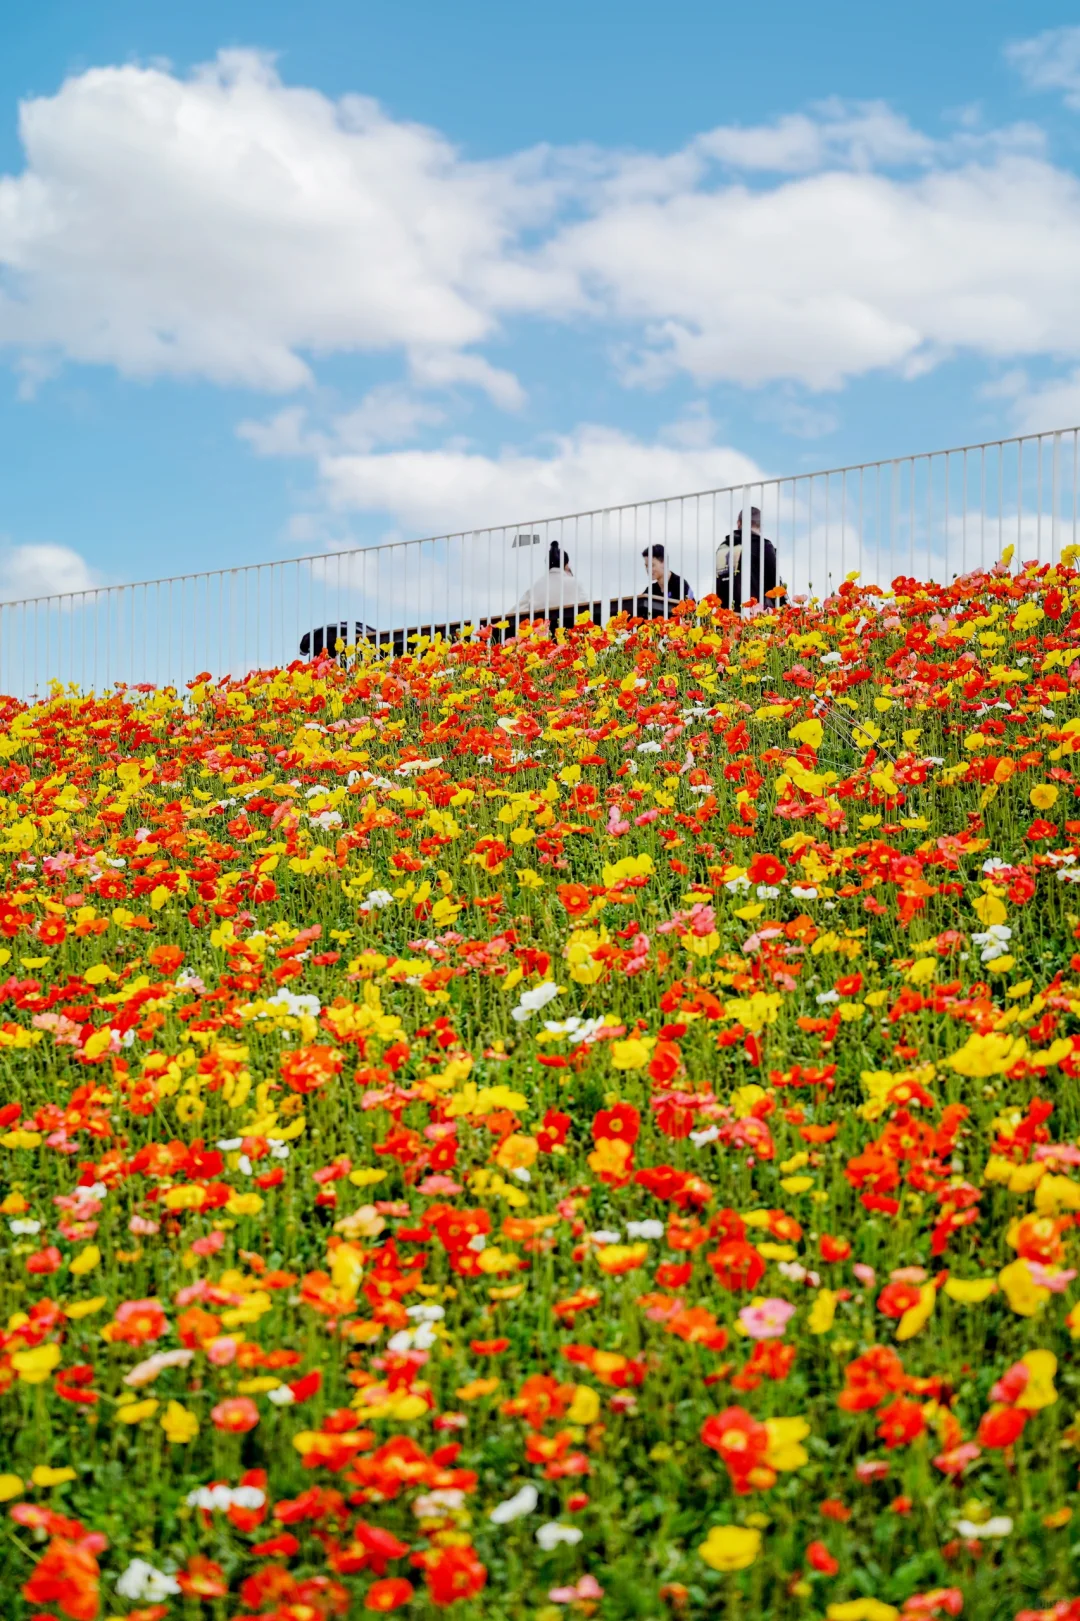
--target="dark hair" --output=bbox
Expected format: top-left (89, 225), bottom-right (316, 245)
top-left (548, 541), bottom-right (569, 570)
top-left (642, 543), bottom-right (666, 560)
top-left (735, 507), bottom-right (762, 530)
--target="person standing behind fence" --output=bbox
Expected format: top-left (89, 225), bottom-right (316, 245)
top-left (641, 544), bottom-right (694, 616)
top-left (517, 541), bottom-right (577, 618)
top-left (715, 507), bottom-right (782, 611)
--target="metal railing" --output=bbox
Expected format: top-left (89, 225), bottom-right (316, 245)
top-left (2, 423), bottom-right (1078, 697)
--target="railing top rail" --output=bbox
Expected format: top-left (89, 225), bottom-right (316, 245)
top-left (2, 422), bottom-right (1077, 614)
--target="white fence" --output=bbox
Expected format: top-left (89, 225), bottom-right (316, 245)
top-left (3, 424), bottom-right (1078, 697)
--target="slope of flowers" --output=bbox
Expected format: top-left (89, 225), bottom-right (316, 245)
top-left (7, 563), bottom-right (1080, 1621)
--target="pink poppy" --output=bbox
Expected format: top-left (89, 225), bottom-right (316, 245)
top-left (737, 1298), bottom-right (796, 1339)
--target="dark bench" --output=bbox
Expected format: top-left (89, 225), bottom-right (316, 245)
top-left (300, 596), bottom-right (679, 661)
top-left (299, 622), bottom-right (380, 659)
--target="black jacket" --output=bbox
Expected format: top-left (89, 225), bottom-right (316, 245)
top-left (715, 533), bottom-right (780, 611)
top-left (647, 571), bottom-right (694, 606)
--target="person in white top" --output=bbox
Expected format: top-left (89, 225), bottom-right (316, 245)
top-left (517, 542), bottom-right (577, 618)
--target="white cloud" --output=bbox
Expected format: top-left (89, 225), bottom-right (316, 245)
top-left (407, 350), bottom-right (524, 410)
top-left (1007, 27), bottom-right (1080, 110)
top-left (693, 100), bottom-right (936, 174)
top-left (241, 396), bottom-right (767, 543)
top-left (755, 390), bottom-right (839, 441)
top-left (295, 419), bottom-right (765, 536)
top-left (238, 384), bottom-right (447, 459)
top-left (237, 405), bottom-right (321, 459)
top-left (0, 50), bottom-right (546, 396)
top-left (4, 49), bottom-right (1080, 414)
top-left (0, 542), bottom-right (97, 601)
top-left (977, 362), bottom-right (1080, 437)
top-left (543, 153), bottom-right (1080, 390)
top-left (1004, 370), bottom-right (1080, 437)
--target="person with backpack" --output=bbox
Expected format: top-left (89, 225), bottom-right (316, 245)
top-left (715, 507), bottom-right (782, 611)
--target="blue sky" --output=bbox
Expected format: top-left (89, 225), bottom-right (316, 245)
top-left (4, 0), bottom-right (1080, 596)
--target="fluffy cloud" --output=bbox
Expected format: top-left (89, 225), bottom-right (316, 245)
top-left (691, 100), bottom-right (937, 174)
top-left (0, 50), bottom-right (557, 395)
top-left (546, 152), bottom-right (1080, 390)
top-left (3, 42), bottom-right (1080, 409)
top-left (0, 542), bottom-right (97, 601)
top-left (1001, 370), bottom-right (1080, 437)
top-left (1006, 26), bottom-right (1080, 110)
top-left (238, 384), bottom-right (448, 458)
top-left (244, 407), bottom-right (764, 536)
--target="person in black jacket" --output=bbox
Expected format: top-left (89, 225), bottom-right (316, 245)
top-left (640, 544), bottom-right (694, 617)
top-left (715, 507), bottom-right (783, 611)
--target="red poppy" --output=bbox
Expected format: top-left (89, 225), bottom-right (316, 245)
top-left (592, 1102), bottom-right (641, 1144)
top-left (648, 1041), bottom-right (682, 1084)
top-left (838, 1346), bottom-right (908, 1411)
top-left (103, 1298), bottom-right (169, 1345)
top-left (556, 882), bottom-right (592, 917)
top-left (740, 1339), bottom-right (796, 1384)
top-left (656, 1261), bottom-right (694, 1288)
top-left (22, 1536), bottom-right (103, 1621)
top-left (420, 1544), bottom-right (488, 1605)
top-left (251, 1533), bottom-right (301, 1558)
top-left (537, 1109), bottom-right (571, 1152)
top-left (177, 1555), bottom-right (229, 1598)
top-left (747, 852), bottom-right (786, 885)
top-left (26, 1245), bottom-right (63, 1275)
top-left (977, 1405), bottom-right (1028, 1449)
top-left (700, 1405), bottom-right (773, 1493)
top-left (806, 1540), bottom-right (839, 1575)
top-left (211, 1396), bottom-right (260, 1433)
top-left (280, 1044), bottom-right (345, 1094)
top-left (876, 1281), bottom-right (923, 1319)
top-left (876, 1396), bottom-right (926, 1449)
top-left (366, 1578), bottom-right (415, 1611)
top-left (708, 1239), bottom-right (766, 1293)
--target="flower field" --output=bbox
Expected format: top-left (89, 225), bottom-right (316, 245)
top-left (9, 562), bottom-right (1080, 1621)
